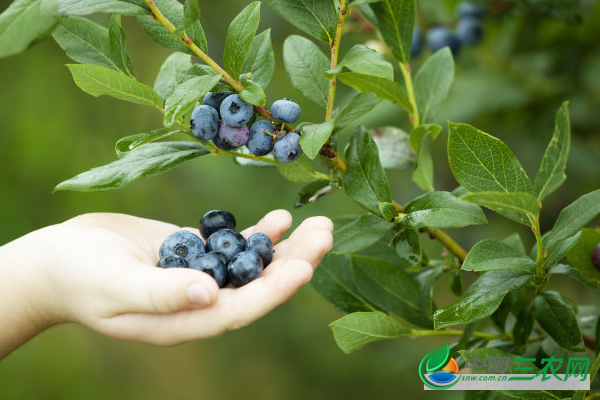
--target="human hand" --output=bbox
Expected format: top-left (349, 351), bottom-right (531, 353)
top-left (0, 211), bottom-right (333, 353)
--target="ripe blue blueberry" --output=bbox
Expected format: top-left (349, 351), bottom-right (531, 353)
top-left (270, 99), bottom-right (301, 124)
top-left (426, 26), bottom-right (461, 55)
top-left (206, 229), bottom-right (246, 261)
top-left (411, 27), bottom-right (423, 58)
top-left (227, 250), bottom-right (264, 287)
top-left (456, 17), bottom-right (484, 46)
top-left (245, 233), bottom-right (274, 265)
top-left (248, 120), bottom-right (275, 156)
top-left (159, 230), bottom-right (205, 261)
top-left (190, 105), bottom-right (219, 141)
top-left (203, 91), bottom-right (234, 113)
top-left (199, 209), bottom-right (236, 239)
top-left (218, 122), bottom-right (249, 148)
top-left (188, 252), bottom-right (228, 287)
top-left (157, 255), bottom-right (188, 269)
top-left (273, 132), bottom-right (302, 163)
top-left (220, 94), bottom-right (253, 127)
top-left (456, 1), bottom-right (485, 19)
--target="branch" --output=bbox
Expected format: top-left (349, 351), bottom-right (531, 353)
top-left (399, 62), bottom-right (420, 128)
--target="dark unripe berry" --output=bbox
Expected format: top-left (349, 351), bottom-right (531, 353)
top-left (188, 252), bottom-right (228, 287)
top-left (248, 120), bottom-right (275, 156)
top-left (218, 122), bottom-right (249, 148)
top-left (157, 255), bottom-right (188, 268)
top-left (227, 250), bottom-right (264, 287)
top-left (220, 94), bottom-right (253, 127)
top-left (273, 132), bottom-right (302, 163)
top-left (190, 105), bottom-right (219, 141)
top-left (203, 91), bottom-right (234, 114)
top-left (456, 17), bottom-right (484, 46)
top-left (245, 233), bottom-right (274, 265)
top-left (592, 243), bottom-right (600, 271)
top-left (426, 26), bottom-right (461, 56)
top-left (456, 1), bottom-right (485, 19)
top-left (206, 229), bottom-right (246, 261)
top-left (411, 27), bottom-right (423, 58)
top-left (159, 230), bottom-right (205, 261)
top-left (213, 134), bottom-right (236, 150)
top-left (199, 209), bottom-right (236, 239)
top-left (271, 99), bottom-right (301, 124)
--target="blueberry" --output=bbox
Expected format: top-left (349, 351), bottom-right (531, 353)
top-left (199, 209), bottom-right (236, 239)
top-left (426, 26), bottom-right (461, 56)
top-left (203, 91), bottom-right (234, 114)
top-left (206, 229), bottom-right (246, 261)
top-left (188, 252), bottom-right (228, 287)
top-left (248, 120), bottom-right (275, 156)
top-left (213, 132), bottom-right (236, 150)
top-left (159, 230), bottom-right (205, 261)
top-left (273, 132), bottom-right (302, 163)
top-left (270, 99), bottom-right (301, 124)
top-left (411, 27), bottom-right (423, 58)
top-left (220, 94), bottom-right (253, 127)
top-left (157, 255), bottom-right (188, 268)
top-left (456, 1), bottom-right (485, 19)
top-left (245, 233), bottom-right (274, 265)
top-left (456, 17), bottom-right (484, 46)
top-left (218, 122), bottom-right (250, 148)
top-left (592, 244), bottom-right (600, 271)
top-left (227, 250), bottom-right (264, 287)
top-left (190, 105), bottom-right (219, 141)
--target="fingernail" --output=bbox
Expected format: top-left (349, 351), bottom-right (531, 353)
top-left (187, 283), bottom-right (210, 305)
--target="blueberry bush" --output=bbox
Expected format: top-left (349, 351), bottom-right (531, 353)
top-left (1, 0), bottom-right (599, 398)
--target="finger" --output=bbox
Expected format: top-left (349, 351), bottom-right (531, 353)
top-left (274, 216), bottom-right (333, 256)
top-left (240, 209), bottom-right (293, 243)
top-left (271, 226), bottom-right (333, 265)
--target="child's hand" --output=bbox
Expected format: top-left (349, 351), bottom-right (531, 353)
top-left (0, 211), bottom-right (332, 355)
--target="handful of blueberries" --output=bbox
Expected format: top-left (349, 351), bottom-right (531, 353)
top-left (157, 210), bottom-right (273, 287)
top-left (191, 92), bottom-right (303, 163)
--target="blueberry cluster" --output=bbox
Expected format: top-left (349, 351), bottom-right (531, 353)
top-left (190, 93), bottom-right (303, 163)
top-left (411, 1), bottom-right (485, 57)
top-left (157, 210), bottom-right (274, 287)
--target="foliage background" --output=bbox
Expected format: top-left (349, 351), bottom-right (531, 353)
top-left (0, 0), bottom-right (599, 398)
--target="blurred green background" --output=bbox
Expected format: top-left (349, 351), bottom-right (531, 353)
top-left (0, 0), bottom-right (599, 398)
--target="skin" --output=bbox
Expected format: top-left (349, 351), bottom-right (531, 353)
top-left (0, 210), bottom-right (333, 360)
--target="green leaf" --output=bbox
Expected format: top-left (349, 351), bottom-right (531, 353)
top-left (115, 129), bottom-right (187, 156)
top-left (67, 64), bottom-right (163, 108)
top-left (447, 122), bottom-right (533, 193)
top-left (295, 180), bottom-right (336, 207)
top-left (311, 254), bottom-right (378, 314)
top-left (533, 102), bottom-right (571, 201)
top-left (54, 142), bottom-right (209, 192)
top-left (401, 191), bottom-right (487, 229)
top-left (533, 291), bottom-right (585, 351)
top-left (335, 92), bottom-right (381, 131)
top-left (283, 35), bottom-right (329, 107)
top-left (352, 255), bottom-right (432, 328)
top-left (502, 232), bottom-right (526, 255)
top-left (58, 0), bottom-right (148, 16)
top-left (174, 0), bottom-right (200, 33)
top-left (0, 0), bottom-right (59, 59)
top-left (461, 191), bottom-right (541, 227)
top-left (332, 214), bottom-right (394, 255)
top-left (238, 79), bottom-right (265, 106)
top-left (544, 231), bottom-right (581, 267)
top-left (264, 0), bottom-right (337, 43)
top-left (544, 189), bottom-right (600, 249)
top-left (548, 264), bottom-right (598, 289)
top-left (52, 17), bottom-right (122, 72)
top-left (299, 121), bottom-right (335, 160)
top-left (370, 126), bottom-right (413, 170)
top-left (329, 312), bottom-right (411, 354)
top-left (223, 2), bottom-right (260, 80)
top-left (416, 266), bottom-right (443, 317)
top-left (527, 0), bottom-right (581, 23)
top-left (369, 0), bottom-right (416, 63)
top-left (325, 44), bottom-right (393, 80)
top-left (109, 15), bottom-right (135, 77)
top-left (414, 47), bottom-right (455, 123)
top-left (412, 133), bottom-right (434, 191)
top-left (163, 75), bottom-right (220, 127)
top-left (378, 202), bottom-right (397, 222)
top-left (434, 270), bottom-right (533, 329)
top-left (349, 0), bottom-right (383, 6)
top-left (137, 0), bottom-right (207, 55)
top-left (344, 126), bottom-right (392, 215)
top-left (153, 52), bottom-right (192, 102)
top-left (565, 228), bottom-right (600, 286)
top-left (275, 155), bottom-right (318, 183)
top-left (242, 29), bottom-right (274, 89)
top-left (513, 303), bottom-right (534, 347)
top-left (393, 227), bottom-right (422, 271)
top-left (462, 239), bottom-right (537, 272)
top-left (409, 123), bottom-right (442, 152)
top-left (337, 72), bottom-right (412, 112)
